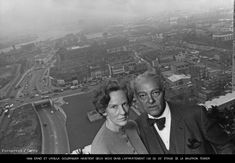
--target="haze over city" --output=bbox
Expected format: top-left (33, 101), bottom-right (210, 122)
top-left (0, 0), bottom-right (232, 40)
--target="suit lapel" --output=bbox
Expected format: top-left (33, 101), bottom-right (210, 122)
top-left (140, 113), bottom-right (165, 154)
top-left (169, 102), bottom-right (185, 154)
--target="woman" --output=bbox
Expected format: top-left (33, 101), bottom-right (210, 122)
top-left (91, 79), bottom-right (148, 154)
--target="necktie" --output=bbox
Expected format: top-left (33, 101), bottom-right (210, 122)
top-left (148, 117), bottom-right (166, 130)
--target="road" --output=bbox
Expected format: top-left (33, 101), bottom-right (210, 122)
top-left (0, 64), bottom-right (21, 98)
top-left (14, 49), bottom-right (55, 100)
top-left (36, 68), bottom-right (52, 94)
top-left (35, 105), bottom-right (70, 154)
top-left (0, 107), bottom-right (15, 141)
top-left (0, 112), bottom-right (9, 139)
top-left (1, 49), bottom-right (71, 154)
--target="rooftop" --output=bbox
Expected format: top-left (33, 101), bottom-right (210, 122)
top-left (66, 45), bottom-right (90, 51)
top-left (167, 74), bottom-right (191, 82)
top-left (172, 61), bottom-right (190, 66)
top-left (202, 92), bottom-right (235, 109)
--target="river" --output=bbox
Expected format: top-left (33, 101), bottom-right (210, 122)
top-left (62, 92), bottom-right (104, 151)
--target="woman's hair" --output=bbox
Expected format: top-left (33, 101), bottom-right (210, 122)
top-left (92, 79), bottom-right (133, 117)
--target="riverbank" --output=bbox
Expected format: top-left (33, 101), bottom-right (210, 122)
top-left (62, 92), bottom-right (104, 151)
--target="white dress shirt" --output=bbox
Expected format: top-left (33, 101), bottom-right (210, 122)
top-left (148, 102), bottom-right (171, 150)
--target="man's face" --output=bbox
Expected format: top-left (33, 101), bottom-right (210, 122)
top-left (105, 90), bottom-right (129, 128)
top-left (135, 76), bottom-right (165, 117)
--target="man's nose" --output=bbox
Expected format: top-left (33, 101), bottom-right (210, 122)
top-left (148, 94), bottom-right (155, 104)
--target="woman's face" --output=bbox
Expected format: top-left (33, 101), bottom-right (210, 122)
top-left (105, 90), bottom-right (129, 130)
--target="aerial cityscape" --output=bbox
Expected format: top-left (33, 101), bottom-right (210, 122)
top-left (0, 0), bottom-right (235, 155)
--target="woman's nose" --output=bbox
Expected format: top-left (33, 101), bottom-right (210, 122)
top-left (120, 105), bottom-right (128, 114)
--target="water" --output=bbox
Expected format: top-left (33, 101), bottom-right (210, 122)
top-left (62, 92), bottom-right (104, 151)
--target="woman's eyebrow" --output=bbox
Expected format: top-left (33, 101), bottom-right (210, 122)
top-left (109, 104), bottom-right (117, 107)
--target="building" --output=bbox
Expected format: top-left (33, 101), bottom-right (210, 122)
top-left (164, 73), bottom-right (193, 103)
top-left (34, 53), bottom-right (52, 66)
top-left (106, 46), bottom-right (128, 54)
top-left (72, 80), bottom-right (78, 85)
top-left (90, 68), bottom-right (102, 79)
top-left (89, 65), bottom-right (109, 79)
top-left (196, 72), bottom-right (230, 103)
top-left (21, 43), bottom-right (36, 51)
top-left (66, 45), bottom-right (90, 51)
top-left (182, 42), bottom-right (213, 51)
top-left (126, 62), bottom-right (136, 73)
top-left (169, 17), bottom-right (178, 25)
top-left (202, 92), bottom-right (235, 111)
top-left (57, 79), bottom-right (65, 86)
top-left (158, 55), bottom-right (175, 65)
top-left (175, 52), bottom-right (186, 62)
top-left (105, 37), bottom-right (129, 54)
top-left (87, 110), bottom-right (103, 122)
top-left (166, 74), bottom-right (192, 90)
top-left (212, 33), bottom-right (233, 41)
top-left (152, 59), bottom-right (159, 68)
top-left (108, 63), bottom-right (126, 77)
top-left (206, 68), bottom-right (223, 79)
top-left (190, 63), bottom-right (207, 80)
top-left (133, 62), bottom-right (148, 74)
top-left (86, 33), bottom-right (103, 40)
top-left (197, 89), bottom-right (215, 103)
top-left (171, 61), bottom-right (191, 74)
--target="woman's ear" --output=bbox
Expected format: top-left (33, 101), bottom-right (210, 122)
top-left (102, 112), bottom-right (107, 116)
top-left (102, 108), bottom-right (108, 117)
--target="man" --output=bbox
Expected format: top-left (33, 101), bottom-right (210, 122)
top-left (133, 70), bottom-right (234, 154)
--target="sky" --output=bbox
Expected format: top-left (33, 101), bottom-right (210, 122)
top-left (0, 0), bottom-right (233, 39)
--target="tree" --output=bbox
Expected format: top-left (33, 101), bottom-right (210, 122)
top-left (208, 105), bottom-right (235, 135)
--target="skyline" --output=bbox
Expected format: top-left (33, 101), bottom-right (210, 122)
top-left (0, 0), bottom-right (233, 39)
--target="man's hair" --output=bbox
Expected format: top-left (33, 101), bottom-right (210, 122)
top-left (92, 79), bottom-right (133, 117)
top-left (132, 69), bottom-right (165, 94)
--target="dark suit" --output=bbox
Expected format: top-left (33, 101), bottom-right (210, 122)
top-left (135, 102), bottom-right (234, 154)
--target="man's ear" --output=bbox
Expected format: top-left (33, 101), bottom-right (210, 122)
top-left (161, 89), bottom-right (166, 98)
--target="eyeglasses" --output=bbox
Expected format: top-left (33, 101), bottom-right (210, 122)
top-left (137, 90), bottom-right (162, 102)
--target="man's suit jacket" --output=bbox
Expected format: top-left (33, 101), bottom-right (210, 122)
top-left (135, 102), bottom-right (234, 154)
